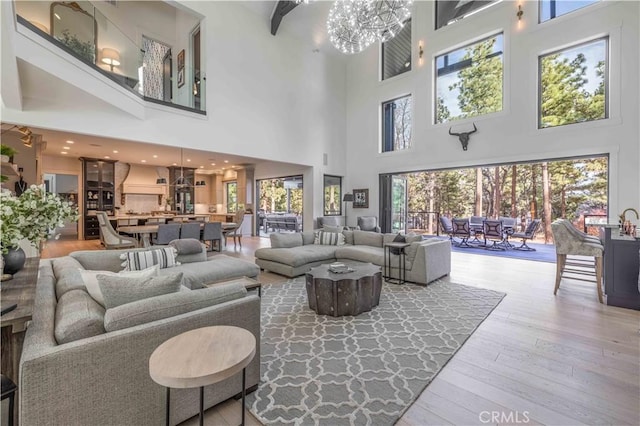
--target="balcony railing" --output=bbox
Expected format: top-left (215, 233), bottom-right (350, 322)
top-left (14, 0), bottom-right (205, 114)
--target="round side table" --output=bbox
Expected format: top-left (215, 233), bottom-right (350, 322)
top-left (149, 326), bottom-right (256, 426)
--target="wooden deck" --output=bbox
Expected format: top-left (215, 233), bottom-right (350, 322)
top-left (41, 237), bottom-right (640, 426)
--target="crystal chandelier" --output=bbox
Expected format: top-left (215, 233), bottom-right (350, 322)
top-left (326, 0), bottom-right (413, 55)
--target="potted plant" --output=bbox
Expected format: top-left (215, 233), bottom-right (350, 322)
top-left (0, 184), bottom-right (79, 276)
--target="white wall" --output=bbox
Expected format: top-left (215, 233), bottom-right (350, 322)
top-left (345, 0), bottom-right (639, 225)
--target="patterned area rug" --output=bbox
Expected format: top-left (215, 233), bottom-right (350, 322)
top-left (246, 278), bottom-right (505, 425)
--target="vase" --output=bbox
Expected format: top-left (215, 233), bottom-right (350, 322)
top-left (2, 246), bottom-right (26, 275)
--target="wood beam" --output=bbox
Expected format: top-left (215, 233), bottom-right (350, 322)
top-left (271, 1), bottom-right (299, 36)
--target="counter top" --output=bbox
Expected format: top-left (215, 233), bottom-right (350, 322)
top-left (107, 214), bottom-right (209, 219)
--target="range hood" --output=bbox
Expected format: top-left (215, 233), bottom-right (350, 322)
top-left (122, 165), bottom-right (166, 195)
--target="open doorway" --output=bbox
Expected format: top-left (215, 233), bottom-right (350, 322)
top-left (256, 176), bottom-right (303, 237)
top-left (380, 155), bottom-right (609, 245)
top-left (43, 173), bottom-right (79, 240)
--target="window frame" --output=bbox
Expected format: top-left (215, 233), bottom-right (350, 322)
top-left (537, 36), bottom-right (609, 130)
top-left (381, 94), bottom-right (413, 153)
top-left (434, 0), bottom-right (499, 30)
top-left (380, 18), bottom-right (412, 82)
top-left (323, 175), bottom-right (343, 216)
top-left (538, 0), bottom-right (600, 24)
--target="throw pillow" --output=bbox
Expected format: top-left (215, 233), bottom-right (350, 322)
top-left (314, 231), bottom-right (345, 246)
top-left (390, 233), bottom-right (406, 255)
top-left (52, 256), bottom-right (86, 300)
top-left (270, 232), bottom-right (303, 248)
top-left (169, 238), bottom-right (203, 255)
top-left (80, 265), bottom-right (159, 307)
top-left (97, 272), bottom-right (183, 309)
top-left (54, 289), bottom-right (105, 344)
top-left (120, 247), bottom-right (179, 271)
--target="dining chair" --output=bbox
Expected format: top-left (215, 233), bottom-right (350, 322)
top-left (180, 222), bottom-right (201, 240)
top-left (224, 211), bottom-right (246, 248)
top-left (146, 217), bottom-right (166, 225)
top-left (96, 212), bottom-right (138, 250)
top-left (551, 219), bottom-right (604, 303)
top-left (511, 219), bottom-right (541, 251)
top-left (202, 222), bottom-right (223, 252)
top-left (451, 218), bottom-right (472, 247)
top-left (117, 218), bottom-right (139, 239)
top-left (483, 219), bottom-right (506, 251)
top-left (152, 223), bottom-right (181, 245)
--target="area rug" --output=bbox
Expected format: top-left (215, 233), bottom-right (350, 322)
top-left (246, 278), bottom-right (505, 425)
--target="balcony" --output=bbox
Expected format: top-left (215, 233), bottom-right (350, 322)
top-left (14, 0), bottom-right (205, 115)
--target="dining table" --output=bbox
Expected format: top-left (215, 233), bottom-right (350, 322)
top-left (117, 222), bottom-right (237, 248)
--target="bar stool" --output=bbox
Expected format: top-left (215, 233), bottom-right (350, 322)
top-left (1, 374), bottom-right (16, 426)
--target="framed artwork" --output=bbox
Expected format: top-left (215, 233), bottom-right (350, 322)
top-left (177, 49), bottom-right (185, 88)
top-left (353, 188), bottom-right (369, 208)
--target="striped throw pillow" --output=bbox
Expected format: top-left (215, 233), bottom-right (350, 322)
top-left (314, 231), bottom-right (345, 246)
top-left (120, 248), bottom-right (179, 271)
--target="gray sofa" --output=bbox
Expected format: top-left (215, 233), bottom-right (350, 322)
top-left (19, 246), bottom-right (261, 426)
top-left (255, 230), bottom-right (451, 284)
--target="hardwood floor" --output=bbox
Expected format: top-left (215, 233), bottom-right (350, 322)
top-left (42, 237), bottom-right (640, 425)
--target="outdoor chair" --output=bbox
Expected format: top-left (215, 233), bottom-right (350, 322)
top-left (180, 222), bottom-right (201, 240)
top-left (96, 212), bottom-right (138, 250)
top-left (202, 222), bottom-right (223, 252)
top-left (356, 216), bottom-right (381, 233)
top-left (499, 216), bottom-right (518, 248)
top-left (551, 219), bottom-right (604, 303)
top-left (451, 218), bottom-right (472, 247)
top-left (469, 216), bottom-right (485, 243)
top-left (439, 216), bottom-right (454, 240)
top-left (152, 223), bottom-right (181, 245)
top-left (483, 219), bottom-right (506, 251)
top-left (511, 219), bottom-right (541, 251)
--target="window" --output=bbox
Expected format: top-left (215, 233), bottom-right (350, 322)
top-left (435, 1), bottom-right (498, 30)
top-left (382, 19), bottom-right (411, 80)
top-left (382, 95), bottom-right (412, 152)
top-left (539, 0), bottom-right (599, 23)
top-left (539, 37), bottom-right (608, 129)
top-left (226, 181), bottom-right (237, 213)
top-left (435, 33), bottom-right (503, 124)
top-left (323, 175), bottom-right (342, 216)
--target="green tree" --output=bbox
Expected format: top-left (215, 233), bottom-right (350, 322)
top-left (436, 96), bottom-right (451, 124)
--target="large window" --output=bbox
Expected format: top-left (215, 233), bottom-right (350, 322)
top-left (435, 33), bottom-right (503, 124)
top-left (539, 37), bottom-right (608, 129)
top-left (540, 0), bottom-right (599, 23)
top-left (435, 1), bottom-right (498, 30)
top-left (226, 181), bottom-right (237, 213)
top-left (382, 95), bottom-right (412, 152)
top-left (323, 175), bottom-right (342, 216)
top-left (381, 19), bottom-right (411, 80)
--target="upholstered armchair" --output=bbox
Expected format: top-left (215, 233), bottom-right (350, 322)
top-left (96, 212), bottom-right (138, 250)
top-left (316, 216), bottom-right (345, 230)
top-left (356, 216), bottom-right (381, 233)
top-left (551, 219), bottom-right (604, 303)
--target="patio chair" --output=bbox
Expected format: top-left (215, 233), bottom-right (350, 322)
top-left (356, 216), bottom-right (381, 233)
top-left (551, 219), bottom-right (604, 303)
top-left (439, 216), bottom-right (454, 240)
top-left (202, 222), bottom-right (223, 252)
top-left (483, 219), bottom-right (506, 251)
top-left (451, 218), bottom-right (472, 247)
top-left (511, 219), bottom-right (541, 251)
top-left (469, 216), bottom-right (485, 243)
top-left (180, 222), bottom-right (201, 240)
top-left (152, 223), bottom-right (181, 245)
top-left (96, 212), bottom-right (138, 250)
top-left (499, 216), bottom-right (518, 248)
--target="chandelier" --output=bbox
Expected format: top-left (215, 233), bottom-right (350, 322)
top-left (327, 0), bottom-right (413, 55)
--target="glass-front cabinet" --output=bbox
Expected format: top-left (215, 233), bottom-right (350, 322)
top-left (81, 158), bottom-right (115, 239)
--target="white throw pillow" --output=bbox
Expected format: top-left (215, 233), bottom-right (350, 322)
top-left (120, 247), bottom-right (179, 271)
top-left (80, 265), bottom-right (159, 306)
top-left (314, 231), bottom-right (345, 246)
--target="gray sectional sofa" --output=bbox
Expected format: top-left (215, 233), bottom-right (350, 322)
top-left (19, 245), bottom-right (261, 426)
top-left (255, 230), bottom-right (451, 284)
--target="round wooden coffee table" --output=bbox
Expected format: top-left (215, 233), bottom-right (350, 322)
top-left (149, 326), bottom-right (256, 426)
top-left (305, 262), bottom-right (382, 316)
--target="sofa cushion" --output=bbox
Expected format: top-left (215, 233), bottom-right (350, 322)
top-left (255, 245), bottom-right (337, 268)
top-left (103, 282), bottom-right (247, 332)
top-left (302, 231), bottom-right (316, 245)
top-left (314, 231), bottom-right (345, 246)
top-left (342, 230), bottom-right (354, 245)
top-left (52, 256), bottom-right (86, 300)
top-left (55, 289), bottom-right (105, 344)
top-left (353, 230), bottom-right (383, 247)
top-left (97, 272), bottom-right (183, 309)
top-left (335, 245), bottom-right (386, 265)
top-left (404, 233), bottom-right (423, 244)
top-left (70, 247), bottom-right (153, 272)
top-left (163, 255), bottom-right (260, 289)
top-left (80, 265), bottom-right (159, 307)
top-left (270, 232), bottom-right (303, 248)
top-left (120, 247), bottom-right (179, 271)
top-left (169, 238), bottom-right (203, 255)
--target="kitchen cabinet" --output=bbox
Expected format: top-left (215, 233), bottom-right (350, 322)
top-left (81, 158), bottom-right (116, 240)
top-left (603, 226), bottom-right (640, 310)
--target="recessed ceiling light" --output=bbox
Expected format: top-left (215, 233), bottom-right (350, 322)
top-left (60, 151), bottom-right (68, 154)
top-left (200, 166), bottom-right (204, 168)
top-left (104, 156), bottom-right (110, 159)
top-left (224, 160), bottom-right (229, 163)
top-left (65, 140), bottom-right (74, 144)
top-left (222, 167), bottom-right (225, 170)
top-left (153, 155), bottom-right (158, 158)
top-left (113, 150), bottom-right (118, 153)
top-left (172, 162), bottom-right (177, 166)
top-left (211, 163), bottom-right (216, 166)
top-left (63, 146), bottom-right (71, 150)
top-left (231, 165), bottom-right (236, 168)
top-left (141, 160), bottom-right (147, 163)
top-left (186, 159), bottom-right (191, 162)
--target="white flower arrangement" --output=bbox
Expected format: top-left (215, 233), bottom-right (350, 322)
top-left (0, 184), bottom-right (79, 254)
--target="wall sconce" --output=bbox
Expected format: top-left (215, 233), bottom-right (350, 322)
top-left (418, 42), bottom-right (424, 65)
top-left (101, 48), bottom-right (121, 72)
top-left (517, 4), bottom-right (523, 20)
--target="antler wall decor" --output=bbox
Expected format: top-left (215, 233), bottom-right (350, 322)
top-left (449, 123), bottom-right (478, 151)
